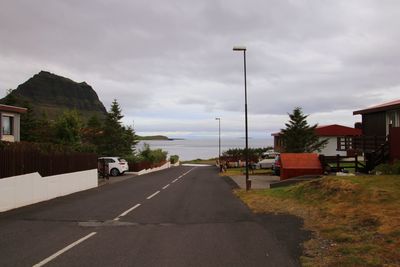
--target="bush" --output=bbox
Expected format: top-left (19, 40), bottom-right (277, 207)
top-left (139, 143), bottom-right (168, 164)
top-left (374, 160), bottom-right (400, 174)
top-left (170, 155), bottom-right (179, 164)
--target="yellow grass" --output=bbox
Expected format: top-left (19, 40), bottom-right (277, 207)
top-left (235, 175), bottom-right (400, 266)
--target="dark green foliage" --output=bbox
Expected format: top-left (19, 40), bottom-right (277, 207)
top-left (281, 107), bottom-right (328, 153)
top-left (138, 143), bottom-right (168, 164)
top-left (54, 110), bottom-right (83, 146)
top-left (222, 147), bottom-right (272, 161)
top-left (170, 155), bottom-right (179, 164)
top-left (97, 99), bottom-right (138, 157)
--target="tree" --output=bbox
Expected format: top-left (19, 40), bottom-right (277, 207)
top-left (97, 99), bottom-right (138, 157)
top-left (281, 107), bottom-right (328, 153)
top-left (20, 101), bottom-right (39, 142)
top-left (54, 110), bottom-right (83, 146)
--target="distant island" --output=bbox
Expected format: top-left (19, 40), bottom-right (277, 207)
top-left (136, 135), bottom-right (185, 141)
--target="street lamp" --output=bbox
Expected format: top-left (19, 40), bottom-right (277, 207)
top-left (233, 45), bottom-right (250, 190)
top-left (215, 117), bottom-right (221, 171)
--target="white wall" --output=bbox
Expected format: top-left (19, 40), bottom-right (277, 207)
top-left (0, 169), bottom-right (98, 212)
top-left (318, 137), bottom-right (347, 156)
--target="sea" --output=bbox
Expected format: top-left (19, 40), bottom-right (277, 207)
top-left (136, 138), bottom-right (273, 161)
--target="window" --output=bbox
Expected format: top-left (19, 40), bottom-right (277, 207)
top-left (2, 116), bottom-right (13, 135)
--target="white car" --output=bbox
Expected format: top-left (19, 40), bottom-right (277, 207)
top-left (257, 158), bottom-right (275, 169)
top-left (98, 157), bottom-right (129, 176)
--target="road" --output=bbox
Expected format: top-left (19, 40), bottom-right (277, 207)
top-left (0, 166), bottom-right (308, 266)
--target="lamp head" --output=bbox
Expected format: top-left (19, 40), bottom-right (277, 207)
top-left (233, 46), bottom-right (246, 51)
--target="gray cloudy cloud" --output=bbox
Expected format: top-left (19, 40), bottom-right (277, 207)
top-left (1, 0), bottom-right (399, 139)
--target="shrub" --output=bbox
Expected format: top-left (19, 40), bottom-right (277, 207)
top-left (170, 155), bottom-right (179, 164)
top-left (139, 143), bottom-right (168, 164)
top-left (374, 160), bottom-right (400, 174)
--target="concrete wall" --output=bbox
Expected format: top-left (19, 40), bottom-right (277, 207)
top-left (0, 169), bottom-right (98, 212)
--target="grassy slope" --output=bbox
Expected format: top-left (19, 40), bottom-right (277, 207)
top-left (235, 175), bottom-right (400, 266)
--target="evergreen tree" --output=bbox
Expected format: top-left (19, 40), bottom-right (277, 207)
top-left (281, 107), bottom-right (328, 153)
top-left (20, 101), bottom-right (39, 142)
top-left (98, 99), bottom-right (138, 157)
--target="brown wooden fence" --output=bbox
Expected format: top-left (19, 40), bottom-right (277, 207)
top-left (0, 142), bottom-right (97, 179)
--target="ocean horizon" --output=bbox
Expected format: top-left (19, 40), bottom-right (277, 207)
top-left (136, 138), bottom-right (273, 161)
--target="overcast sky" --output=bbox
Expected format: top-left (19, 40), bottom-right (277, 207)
top-left (1, 0), bottom-right (399, 140)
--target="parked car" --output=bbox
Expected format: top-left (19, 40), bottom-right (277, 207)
top-left (262, 150), bottom-right (279, 159)
top-left (257, 158), bottom-right (275, 169)
top-left (272, 155), bottom-right (281, 176)
top-left (98, 157), bottom-right (129, 176)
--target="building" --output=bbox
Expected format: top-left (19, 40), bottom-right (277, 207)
top-left (272, 124), bottom-right (362, 156)
top-left (0, 104), bottom-right (27, 142)
top-left (353, 99), bottom-right (400, 164)
top-left (353, 99), bottom-right (400, 136)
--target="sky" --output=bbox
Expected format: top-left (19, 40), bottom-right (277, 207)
top-left (1, 0), bottom-right (399, 141)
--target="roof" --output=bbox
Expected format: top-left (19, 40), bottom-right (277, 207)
top-left (271, 124), bottom-right (361, 137)
top-left (280, 153), bottom-right (322, 169)
top-left (0, 104), bottom-right (27, 114)
top-left (315, 124), bottom-right (362, 136)
top-left (353, 99), bottom-right (400, 115)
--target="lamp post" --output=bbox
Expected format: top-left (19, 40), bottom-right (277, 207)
top-left (215, 117), bottom-right (221, 171)
top-left (233, 45), bottom-right (250, 190)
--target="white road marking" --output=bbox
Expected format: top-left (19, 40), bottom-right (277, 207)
top-left (162, 184), bottom-right (170, 189)
top-left (147, 191), bottom-right (160, 199)
top-left (33, 232), bottom-right (97, 267)
top-left (172, 178), bottom-right (178, 183)
top-left (116, 203), bottom-right (142, 218)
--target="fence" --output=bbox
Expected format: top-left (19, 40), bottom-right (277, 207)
top-left (0, 142), bottom-right (97, 179)
top-left (128, 160), bottom-right (167, 172)
top-left (319, 154), bottom-right (366, 173)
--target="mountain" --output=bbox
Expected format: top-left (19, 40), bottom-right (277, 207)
top-left (1, 71), bottom-right (107, 121)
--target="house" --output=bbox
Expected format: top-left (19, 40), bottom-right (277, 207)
top-left (272, 124), bottom-right (362, 156)
top-left (353, 99), bottom-right (400, 163)
top-left (353, 99), bottom-right (400, 136)
top-left (0, 104), bottom-right (27, 142)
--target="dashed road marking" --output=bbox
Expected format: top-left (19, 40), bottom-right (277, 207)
top-left (172, 178), bottom-right (178, 183)
top-left (162, 184), bottom-right (170, 189)
top-left (147, 191), bottom-right (160, 199)
top-left (115, 203), bottom-right (142, 219)
top-left (33, 232), bottom-right (97, 267)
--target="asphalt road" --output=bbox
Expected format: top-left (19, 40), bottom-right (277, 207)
top-left (0, 166), bottom-right (308, 267)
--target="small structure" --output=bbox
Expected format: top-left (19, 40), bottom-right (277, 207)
top-left (272, 124), bottom-right (361, 156)
top-left (280, 153), bottom-right (323, 180)
top-left (0, 104), bottom-right (27, 142)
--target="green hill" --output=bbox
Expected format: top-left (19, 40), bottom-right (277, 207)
top-left (1, 71), bottom-right (107, 121)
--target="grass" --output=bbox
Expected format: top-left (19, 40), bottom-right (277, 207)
top-left (235, 175), bottom-right (400, 266)
top-left (221, 167), bottom-right (273, 176)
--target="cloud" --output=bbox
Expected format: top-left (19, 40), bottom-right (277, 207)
top-left (0, 0), bottom-right (399, 138)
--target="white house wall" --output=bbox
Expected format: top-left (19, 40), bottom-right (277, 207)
top-left (318, 137), bottom-right (347, 156)
top-left (0, 169), bottom-right (98, 212)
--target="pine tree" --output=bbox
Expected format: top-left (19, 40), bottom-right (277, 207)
top-left (98, 99), bottom-right (138, 157)
top-left (281, 107), bottom-right (328, 153)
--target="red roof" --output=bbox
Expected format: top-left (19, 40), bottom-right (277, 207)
top-left (0, 104), bottom-right (27, 114)
top-left (271, 124), bottom-right (361, 137)
top-left (353, 99), bottom-right (400, 115)
top-left (315, 124), bottom-right (361, 136)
